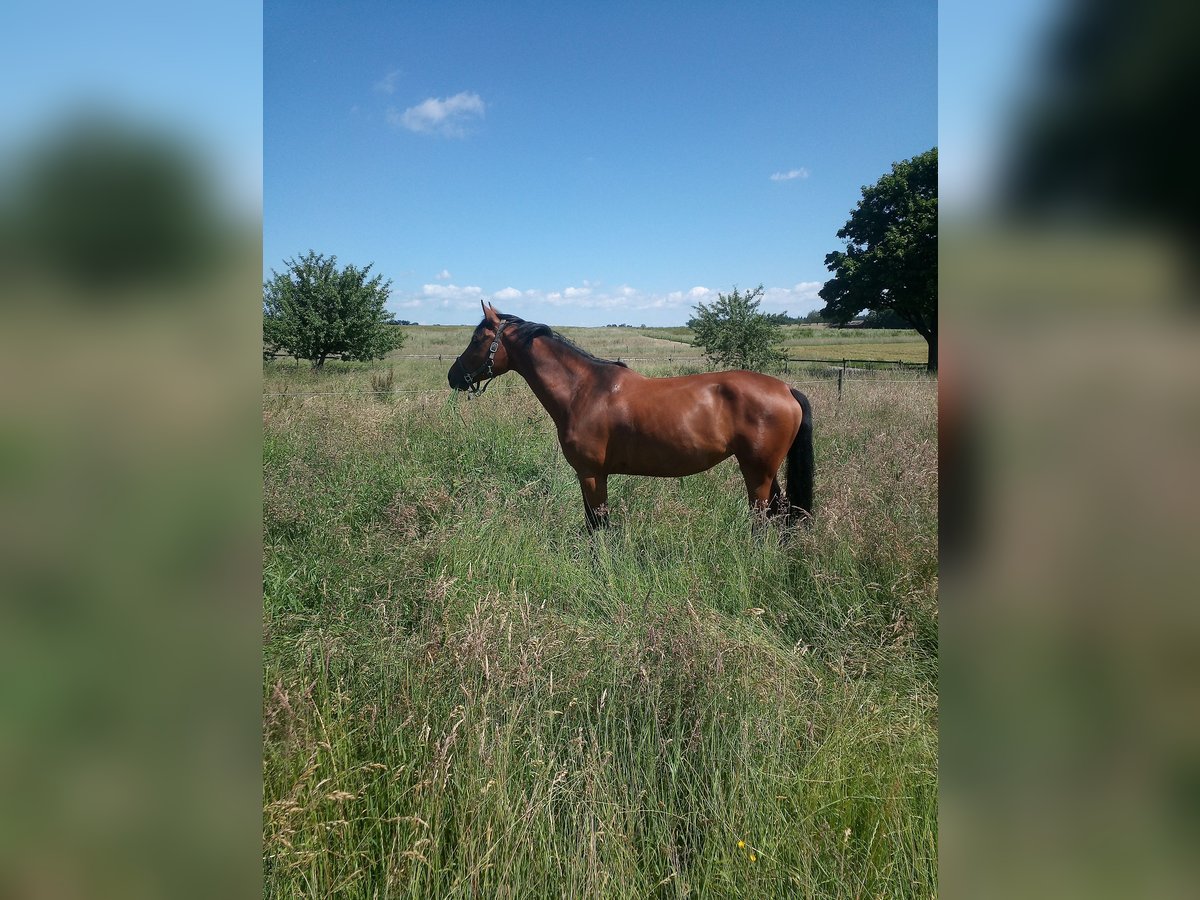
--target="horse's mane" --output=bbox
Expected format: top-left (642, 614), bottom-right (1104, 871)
top-left (487, 314), bottom-right (629, 368)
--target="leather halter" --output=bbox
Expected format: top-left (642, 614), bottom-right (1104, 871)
top-left (459, 320), bottom-right (509, 394)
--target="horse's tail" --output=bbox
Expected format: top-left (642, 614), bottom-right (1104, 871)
top-left (786, 389), bottom-right (814, 523)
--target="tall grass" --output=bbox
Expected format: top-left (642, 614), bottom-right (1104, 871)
top-left (263, 348), bottom-right (937, 898)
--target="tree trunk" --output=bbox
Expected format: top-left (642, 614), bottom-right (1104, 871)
top-left (925, 333), bottom-right (937, 372)
top-left (312, 355), bottom-right (326, 370)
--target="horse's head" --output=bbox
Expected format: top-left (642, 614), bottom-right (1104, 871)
top-left (447, 301), bottom-right (514, 392)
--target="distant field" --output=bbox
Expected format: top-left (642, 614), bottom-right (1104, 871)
top-left (381, 324), bottom-right (927, 366)
top-left (263, 323), bottom-right (932, 399)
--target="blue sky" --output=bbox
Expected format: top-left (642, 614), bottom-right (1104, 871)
top-left (266, 1), bottom-right (936, 326)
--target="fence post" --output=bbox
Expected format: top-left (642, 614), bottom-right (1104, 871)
top-left (839, 359), bottom-right (846, 402)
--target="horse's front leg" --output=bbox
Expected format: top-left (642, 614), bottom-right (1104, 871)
top-left (577, 474), bottom-right (610, 531)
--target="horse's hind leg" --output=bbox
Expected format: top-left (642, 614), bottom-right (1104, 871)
top-left (770, 477), bottom-right (786, 517)
top-left (738, 460), bottom-right (779, 521)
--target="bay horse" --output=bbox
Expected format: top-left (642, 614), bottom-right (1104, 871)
top-left (448, 302), bottom-right (813, 530)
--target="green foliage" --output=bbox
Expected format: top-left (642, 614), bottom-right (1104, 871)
top-left (761, 310), bottom-right (827, 325)
top-left (688, 285), bottom-right (785, 372)
top-left (861, 308), bottom-right (913, 329)
top-left (263, 250), bottom-right (405, 368)
top-left (819, 148), bottom-right (937, 369)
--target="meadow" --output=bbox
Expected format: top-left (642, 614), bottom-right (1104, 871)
top-left (263, 325), bottom-right (938, 898)
top-left (387, 323), bottom-right (930, 365)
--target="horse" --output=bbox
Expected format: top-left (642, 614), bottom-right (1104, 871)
top-left (448, 301), bottom-right (813, 530)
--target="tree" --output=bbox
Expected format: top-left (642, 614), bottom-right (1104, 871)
top-left (819, 148), bottom-right (937, 370)
top-left (860, 308), bottom-right (912, 329)
top-left (263, 251), bottom-right (405, 368)
top-left (689, 284), bottom-right (785, 372)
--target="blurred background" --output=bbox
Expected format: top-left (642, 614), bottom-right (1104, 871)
top-left (2, 0), bottom-right (1198, 897)
top-left (0, 2), bottom-right (261, 898)
top-left (940, 0), bottom-right (1199, 896)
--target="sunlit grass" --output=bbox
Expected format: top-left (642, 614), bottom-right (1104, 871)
top-left (263, 332), bottom-right (938, 898)
top-left (781, 340), bottom-right (929, 364)
top-left (264, 324), bottom-right (930, 396)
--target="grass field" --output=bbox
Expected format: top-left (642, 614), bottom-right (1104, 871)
top-left (263, 326), bottom-right (938, 898)
top-left (362, 324), bottom-right (929, 366)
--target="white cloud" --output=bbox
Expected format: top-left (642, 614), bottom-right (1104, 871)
top-left (539, 285), bottom-right (626, 309)
top-left (770, 167), bottom-right (810, 181)
top-left (390, 279), bottom-right (828, 321)
top-left (389, 91), bottom-right (485, 137)
top-left (374, 69), bottom-right (402, 94)
top-left (759, 281), bottom-right (824, 311)
top-left (420, 283), bottom-right (484, 306)
top-left (435, 269), bottom-right (452, 280)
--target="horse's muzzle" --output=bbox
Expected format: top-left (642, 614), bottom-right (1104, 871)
top-left (447, 359), bottom-right (467, 390)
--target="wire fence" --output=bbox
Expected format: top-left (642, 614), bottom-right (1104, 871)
top-left (267, 352), bottom-right (927, 370)
top-left (263, 357), bottom-right (936, 399)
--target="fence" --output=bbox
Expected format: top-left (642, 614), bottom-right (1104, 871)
top-left (263, 355), bottom-right (934, 401)
top-left (267, 352), bottom-right (926, 371)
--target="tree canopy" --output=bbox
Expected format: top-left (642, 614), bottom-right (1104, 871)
top-left (819, 148), bottom-right (938, 369)
top-left (263, 251), bottom-right (405, 368)
top-left (689, 285), bottom-right (784, 372)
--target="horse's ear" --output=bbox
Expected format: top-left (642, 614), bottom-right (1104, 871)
top-left (482, 301), bottom-right (500, 325)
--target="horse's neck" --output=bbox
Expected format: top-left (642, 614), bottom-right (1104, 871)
top-left (511, 338), bottom-right (591, 428)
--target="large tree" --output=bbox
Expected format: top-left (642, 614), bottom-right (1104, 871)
top-left (263, 251), bottom-right (404, 368)
top-left (819, 148), bottom-right (938, 370)
top-left (689, 284), bottom-right (785, 372)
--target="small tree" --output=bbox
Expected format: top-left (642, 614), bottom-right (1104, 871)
top-left (819, 148), bottom-right (937, 370)
top-left (263, 251), bottom-right (404, 368)
top-left (689, 285), bottom-right (785, 372)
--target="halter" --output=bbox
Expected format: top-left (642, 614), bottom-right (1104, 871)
top-left (459, 320), bottom-right (509, 395)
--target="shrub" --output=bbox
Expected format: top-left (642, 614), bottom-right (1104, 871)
top-left (369, 367), bottom-right (395, 401)
top-left (689, 285), bottom-right (785, 372)
top-left (263, 250), bottom-right (406, 368)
